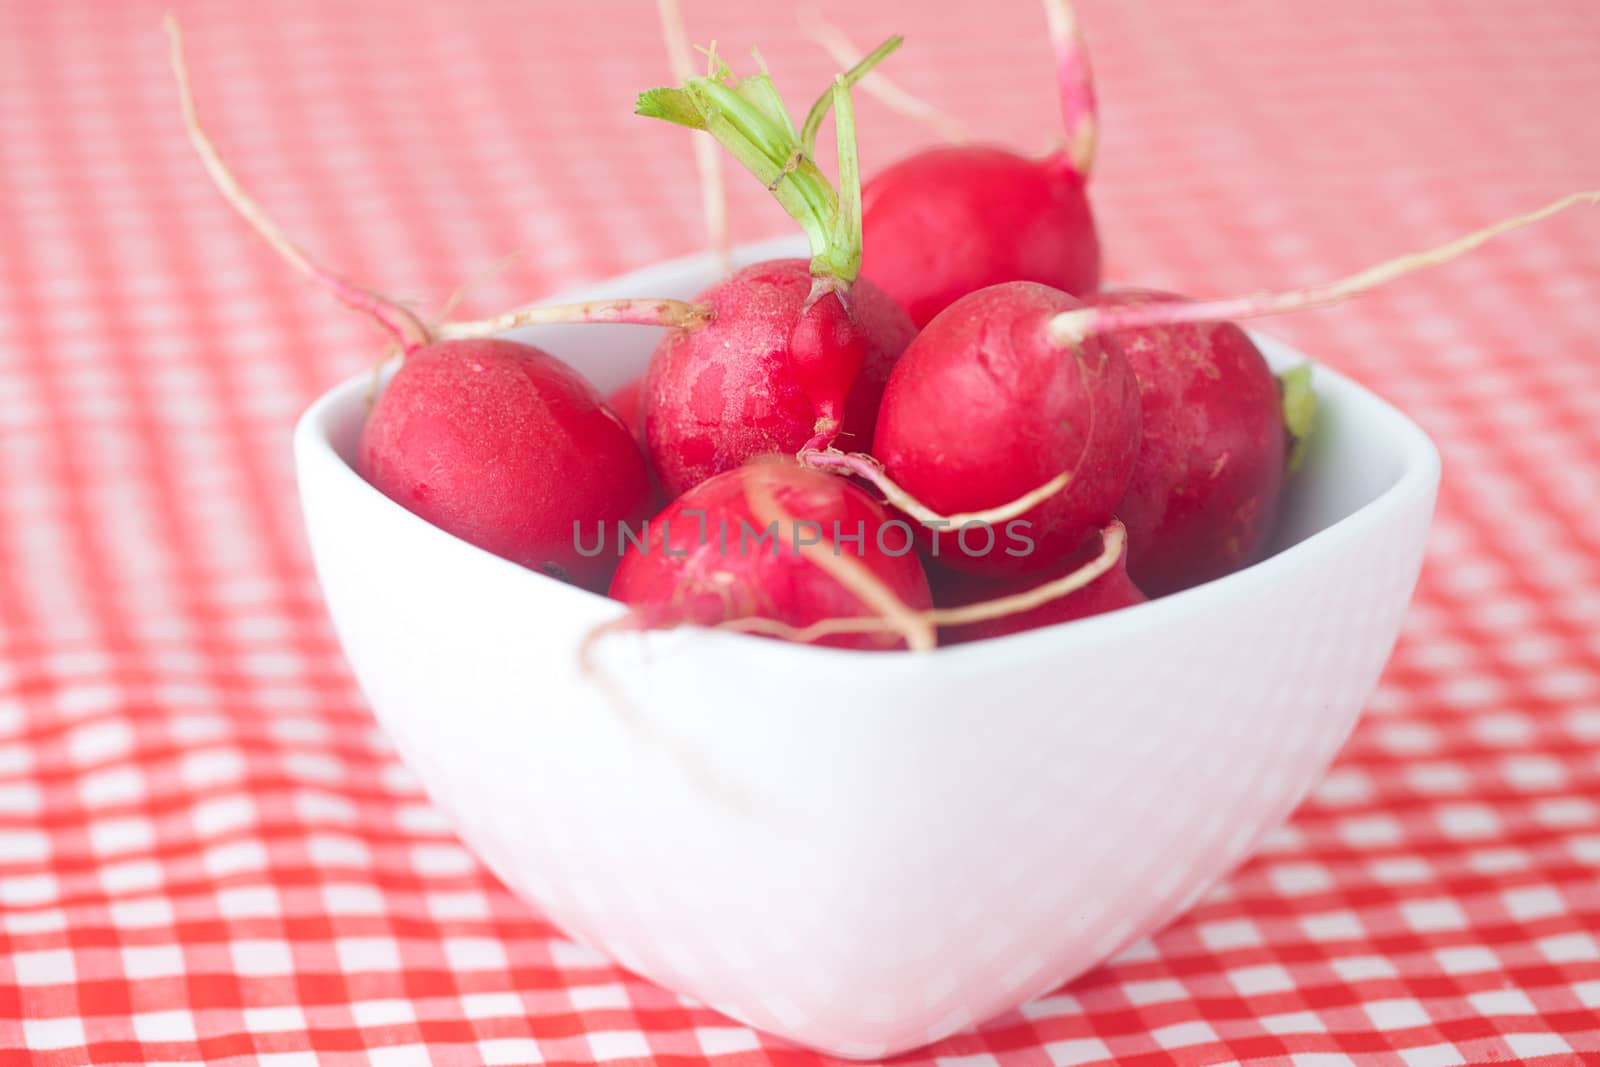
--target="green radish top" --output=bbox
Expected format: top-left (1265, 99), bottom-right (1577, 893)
top-left (637, 38), bottom-right (901, 288)
top-left (1279, 365), bottom-right (1317, 474)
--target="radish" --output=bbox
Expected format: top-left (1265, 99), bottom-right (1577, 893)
top-left (606, 377), bottom-right (645, 439)
top-left (820, 189), bottom-right (1599, 585)
top-left (359, 342), bottom-right (650, 588)
top-left (934, 525), bottom-right (1144, 644)
top-left (635, 43), bottom-right (917, 498)
top-left (606, 460), bottom-right (1129, 652)
top-left (866, 282), bottom-right (1142, 578)
top-left (167, 15), bottom-right (653, 589)
top-left (1090, 289), bottom-right (1291, 596)
top-left (861, 145), bottom-right (1098, 329)
top-left (845, 0), bottom-right (1102, 326)
top-left (609, 460), bottom-right (936, 651)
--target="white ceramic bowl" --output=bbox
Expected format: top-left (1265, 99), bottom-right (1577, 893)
top-left (294, 238), bottom-right (1440, 1058)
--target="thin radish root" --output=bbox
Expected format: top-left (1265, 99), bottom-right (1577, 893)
top-left (164, 13), bottom-right (431, 352)
top-left (1048, 190), bottom-right (1600, 347)
top-left (934, 520), bottom-right (1123, 625)
top-left (799, 446), bottom-right (1072, 527)
top-left (366, 251), bottom-right (527, 410)
top-left (578, 609), bottom-right (662, 682)
top-left (577, 607), bottom-right (760, 815)
top-left (797, 9), bottom-right (970, 144)
top-left (743, 461), bottom-right (937, 651)
top-left (1040, 0), bottom-right (1098, 175)
top-left (721, 520), bottom-right (1127, 646)
top-left (436, 298), bottom-right (714, 339)
top-left (435, 249), bottom-right (529, 322)
top-left (658, 0), bottom-right (731, 274)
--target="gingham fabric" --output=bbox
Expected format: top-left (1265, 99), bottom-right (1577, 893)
top-left (2, 1), bottom-right (1598, 1064)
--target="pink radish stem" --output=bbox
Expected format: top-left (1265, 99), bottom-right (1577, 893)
top-left (799, 447), bottom-right (1072, 527)
top-left (657, 0), bottom-right (730, 274)
top-left (721, 521), bottom-right (1125, 646)
top-left (436, 298), bottom-right (714, 339)
top-left (1048, 191), bottom-right (1600, 347)
top-left (1040, 0), bottom-right (1098, 176)
top-left (164, 13), bottom-right (431, 352)
top-left (798, 11), bottom-right (969, 144)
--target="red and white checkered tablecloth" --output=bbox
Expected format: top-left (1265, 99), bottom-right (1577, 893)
top-left (2, 0), bottom-right (1598, 1063)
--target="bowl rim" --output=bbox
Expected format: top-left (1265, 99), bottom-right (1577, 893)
top-left (294, 240), bottom-right (1442, 672)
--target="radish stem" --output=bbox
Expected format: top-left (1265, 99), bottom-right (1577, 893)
top-left (799, 35), bottom-right (905, 155)
top-left (164, 13), bottom-right (431, 352)
top-left (799, 447), bottom-right (1073, 527)
top-left (721, 521), bottom-right (1126, 646)
top-left (797, 11), bottom-right (969, 144)
top-left (742, 461), bottom-right (937, 652)
top-left (829, 76), bottom-right (862, 288)
top-left (657, 0), bottom-right (730, 274)
top-left (638, 41), bottom-right (890, 285)
top-left (934, 521), bottom-right (1123, 625)
top-left (1048, 191), bottom-right (1600, 348)
top-left (1040, 0), bottom-right (1098, 176)
top-left (437, 298), bottom-right (713, 339)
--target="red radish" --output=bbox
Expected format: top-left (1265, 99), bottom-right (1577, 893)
top-left (609, 461), bottom-right (935, 651)
top-left (635, 43), bottom-right (916, 498)
top-left (935, 526), bottom-right (1144, 644)
top-left (167, 15), bottom-right (652, 590)
top-left (868, 282), bottom-right (1142, 578)
top-left (359, 341), bottom-right (650, 589)
top-left (848, 191), bottom-right (1600, 584)
top-left (849, 0), bottom-right (1102, 326)
top-left (606, 464), bottom-right (1130, 652)
top-left (606, 377), bottom-right (645, 439)
top-left (1091, 289), bottom-right (1287, 596)
top-left (640, 261), bottom-right (915, 498)
top-left (862, 147), bottom-right (1098, 328)
top-left (1041, 192), bottom-right (1600, 587)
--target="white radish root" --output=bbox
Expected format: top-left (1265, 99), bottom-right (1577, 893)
top-left (658, 0), bottom-right (732, 274)
top-left (742, 462), bottom-right (938, 652)
top-left (164, 13), bottom-right (431, 351)
top-left (797, 9), bottom-right (970, 144)
top-left (799, 447), bottom-right (1072, 528)
top-left (720, 521), bottom-right (1127, 647)
top-left (1049, 191), bottom-right (1600, 348)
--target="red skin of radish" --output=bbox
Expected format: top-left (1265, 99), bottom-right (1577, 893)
top-left (861, 147), bottom-right (1099, 328)
top-left (871, 281), bottom-right (1141, 578)
top-left (609, 462), bottom-right (932, 651)
top-left (642, 259), bottom-right (916, 499)
top-left (606, 377), bottom-right (644, 440)
top-left (1090, 289), bottom-right (1286, 596)
top-left (934, 534), bottom-right (1146, 644)
top-left (359, 339), bottom-right (651, 591)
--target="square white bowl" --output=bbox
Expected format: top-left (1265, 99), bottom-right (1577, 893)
top-left (294, 237), bottom-right (1440, 1058)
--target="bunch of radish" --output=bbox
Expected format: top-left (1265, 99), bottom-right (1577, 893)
top-left (166, 4), bottom-right (1595, 653)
